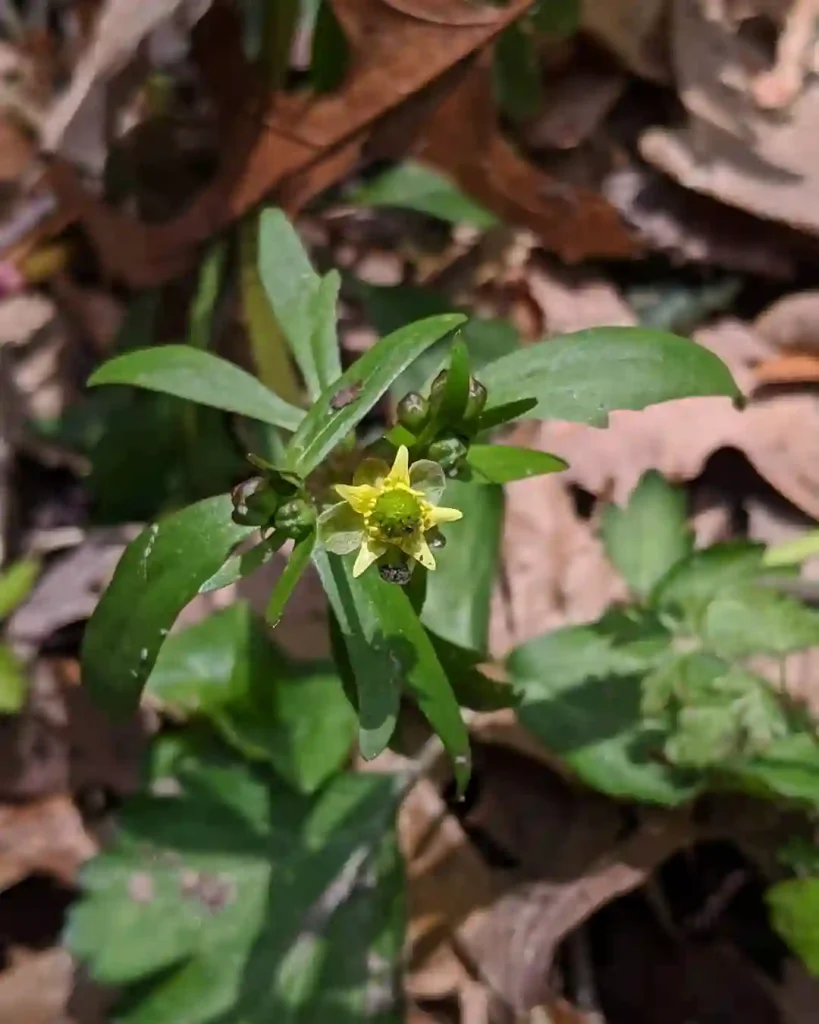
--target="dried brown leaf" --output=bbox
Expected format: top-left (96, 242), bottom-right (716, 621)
top-left (583, 0), bottom-right (671, 82)
top-left (461, 811), bottom-right (692, 1011)
top-left (755, 290), bottom-right (819, 353)
top-left (641, 0), bottom-right (819, 234)
top-left (42, 0), bottom-right (212, 160)
top-left (0, 794), bottom-right (95, 891)
top-left (0, 948), bottom-right (74, 1024)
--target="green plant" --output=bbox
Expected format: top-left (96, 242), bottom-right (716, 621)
top-left (68, 208), bottom-right (742, 1020)
top-left (0, 556), bottom-right (39, 712)
top-left (506, 470), bottom-right (819, 972)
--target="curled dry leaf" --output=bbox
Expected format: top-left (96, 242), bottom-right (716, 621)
top-left (422, 56), bottom-right (638, 263)
top-left (42, 0), bottom-right (532, 286)
top-left (460, 810), bottom-right (692, 1012)
top-left (0, 794), bottom-right (96, 891)
top-left (641, 0), bottom-right (819, 234)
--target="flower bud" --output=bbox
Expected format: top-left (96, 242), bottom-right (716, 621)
top-left (430, 369), bottom-right (448, 402)
top-left (231, 477), bottom-right (280, 526)
top-left (274, 497), bottom-right (317, 539)
top-left (463, 377), bottom-right (487, 422)
top-left (396, 392), bottom-right (429, 433)
top-left (427, 435), bottom-right (468, 474)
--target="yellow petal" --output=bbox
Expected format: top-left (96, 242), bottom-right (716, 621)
top-left (401, 533), bottom-right (436, 571)
top-left (386, 445), bottom-right (411, 488)
top-left (334, 483), bottom-right (378, 515)
top-left (352, 538), bottom-right (386, 577)
top-left (427, 505), bottom-right (463, 527)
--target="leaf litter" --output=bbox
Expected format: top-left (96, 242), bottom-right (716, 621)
top-left (8, 0), bottom-right (819, 1021)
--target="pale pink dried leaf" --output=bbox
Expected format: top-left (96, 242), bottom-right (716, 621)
top-left (0, 795), bottom-right (96, 891)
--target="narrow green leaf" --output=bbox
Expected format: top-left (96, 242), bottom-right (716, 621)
top-left (493, 20), bottom-right (542, 121)
top-left (509, 611), bottom-right (695, 804)
top-left (466, 444), bottom-right (567, 484)
top-left (358, 568), bottom-right (471, 793)
top-left (89, 345), bottom-right (305, 432)
top-left (82, 495), bottom-right (254, 716)
top-left (66, 763), bottom-right (404, 1022)
top-left (352, 281), bottom-right (519, 403)
top-left (702, 585), bottom-right (819, 658)
top-left (146, 603), bottom-right (354, 793)
top-left (0, 557), bottom-right (40, 620)
top-left (601, 471), bottom-right (693, 597)
top-left (531, 0), bottom-right (580, 36)
top-left (199, 536), bottom-right (285, 594)
top-left (768, 878), bottom-right (819, 974)
top-left (314, 551), bottom-right (402, 759)
top-left (257, 208), bottom-right (342, 399)
top-left (188, 240), bottom-right (226, 349)
top-left (0, 645), bottom-right (26, 713)
top-left (351, 161), bottom-right (498, 230)
top-left (481, 327), bottom-right (741, 427)
top-left (434, 338), bottom-right (471, 428)
top-left (239, 219), bottom-right (302, 404)
top-left (422, 480), bottom-right (502, 653)
top-left (430, 633), bottom-right (518, 712)
top-left (475, 397), bottom-right (538, 433)
top-left (266, 531), bottom-right (315, 626)
top-left (286, 314), bottom-right (465, 477)
top-left (310, 0), bottom-right (349, 92)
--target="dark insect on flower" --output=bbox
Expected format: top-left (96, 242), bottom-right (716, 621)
top-left (379, 561), bottom-right (412, 585)
top-left (331, 383), bottom-right (362, 409)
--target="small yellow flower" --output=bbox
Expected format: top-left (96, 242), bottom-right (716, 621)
top-left (317, 445), bottom-right (463, 578)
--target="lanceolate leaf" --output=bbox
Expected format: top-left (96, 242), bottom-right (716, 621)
top-left (480, 327), bottom-right (740, 427)
top-left (82, 495), bottom-right (254, 716)
top-left (67, 761), bottom-right (404, 1023)
top-left (258, 208), bottom-right (342, 399)
top-left (89, 345), bottom-right (305, 432)
top-left (601, 471), bottom-right (693, 597)
top-left (422, 480), bottom-right (502, 653)
top-left (316, 551), bottom-right (472, 791)
top-left (285, 314), bottom-right (465, 477)
top-left (0, 557), bottom-right (40, 620)
top-left (265, 531), bottom-right (315, 626)
top-left (466, 444), bottom-right (567, 484)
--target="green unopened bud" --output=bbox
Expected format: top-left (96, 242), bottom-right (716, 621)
top-left (231, 477), bottom-right (280, 526)
top-left (427, 435), bottom-right (468, 474)
top-left (397, 392), bottom-right (429, 433)
top-left (274, 497), bottom-right (317, 539)
top-left (429, 370), bottom-right (448, 408)
top-left (463, 377), bottom-right (487, 422)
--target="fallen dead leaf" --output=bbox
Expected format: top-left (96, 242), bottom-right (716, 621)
top-left (524, 63), bottom-right (627, 152)
top-left (460, 809), bottom-right (693, 1012)
top-left (0, 948), bottom-right (74, 1024)
top-left (0, 794), bottom-right (95, 891)
top-left (755, 289), bottom-right (819, 353)
top-left (603, 164), bottom-right (801, 277)
top-left (43, 0), bottom-right (212, 163)
top-left (583, 0), bottom-right (671, 82)
top-left (43, 0), bottom-right (533, 286)
top-left (422, 56), bottom-right (638, 263)
top-left (491, 466), bottom-right (626, 654)
top-left (641, 0), bottom-right (819, 234)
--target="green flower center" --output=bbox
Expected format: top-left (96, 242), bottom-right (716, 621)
top-left (370, 488), bottom-right (422, 539)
